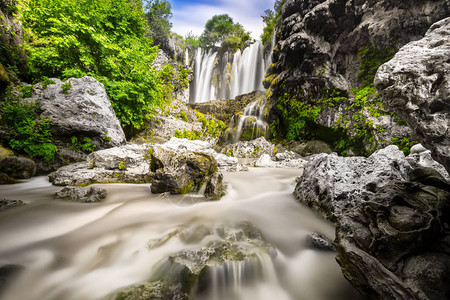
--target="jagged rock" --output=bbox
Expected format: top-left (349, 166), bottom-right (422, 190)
top-left (54, 186), bottom-right (107, 203)
top-left (0, 156), bottom-right (36, 179)
top-left (0, 199), bottom-right (24, 211)
top-left (375, 17), bottom-right (450, 173)
top-left (253, 153), bottom-right (307, 169)
top-left (295, 145), bottom-right (450, 299)
top-left (115, 281), bottom-right (186, 300)
top-left (294, 145), bottom-right (411, 221)
top-left (220, 137), bottom-right (275, 159)
top-left (28, 76), bottom-right (126, 148)
top-left (305, 233), bottom-right (335, 252)
top-left (148, 145), bottom-right (219, 196)
top-left (49, 144), bottom-right (151, 186)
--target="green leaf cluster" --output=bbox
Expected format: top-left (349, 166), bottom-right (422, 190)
top-left (357, 46), bottom-right (396, 87)
top-left (0, 91), bottom-right (57, 162)
top-left (19, 0), bottom-right (170, 134)
top-left (261, 0), bottom-right (286, 49)
top-left (144, 0), bottom-right (173, 46)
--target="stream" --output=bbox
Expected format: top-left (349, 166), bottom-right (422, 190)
top-left (0, 168), bottom-right (362, 299)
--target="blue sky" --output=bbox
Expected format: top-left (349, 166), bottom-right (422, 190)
top-left (170, 0), bottom-right (276, 39)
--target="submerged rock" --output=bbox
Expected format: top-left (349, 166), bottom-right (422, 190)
top-left (305, 233), bottom-right (335, 252)
top-left (375, 17), bottom-right (450, 173)
top-left (295, 145), bottom-right (450, 299)
top-left (115, 281), bottom-right (186, 300)
top-left (0, 156), bottom-right (36, 179)
top-left (0, 199), bottom-right (25, 211)
top-left (54, 186), bottom-right (107, 203)
top-left (0, 173), bottom-right (20, 184)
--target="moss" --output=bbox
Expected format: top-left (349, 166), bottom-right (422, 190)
top-left (0, 145), bottom-right (14, 158)
top-left (357, 45), bottom-right (396, 87)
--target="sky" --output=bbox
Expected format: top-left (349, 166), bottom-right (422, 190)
top-left (170, 0), bottom-right (276, 40)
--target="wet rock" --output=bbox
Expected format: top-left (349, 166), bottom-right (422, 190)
top-left (28, 76), bottom-right (126, 148)
top-left (375, 17), bottom-right (450, 173)
top-left (0, 156), bottom-right (36, 179)
top-left (148, 145), bottom-right (220, 196)
top-left (0, 264), bottom-right (24, 296)
top-left (296, 145), bottom-right (450, 299)
top-left (305, 233), bottom-right (335, 252)
top-left (0, 199), bottom-right (25, 211)
top-left (115, 281), bottom-right (187, 300)
top-left (0, 173), bottom-right (19, 184)
top-left (294, 145), bottom-right (411, 221)
top-left (204, 172), bottom-right (224, 201)
top-left (296, 140), bottom-right (333, 156)
top-left (55, 186), bottom-right (107, 203)
top-left (49, 144), bottom-right (151, 186)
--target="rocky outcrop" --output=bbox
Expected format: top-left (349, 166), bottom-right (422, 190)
top-left (375, 17), bottom-right (450, 173)
top-left (0, 156), bottom-right (36, 179)
top-left (190, 91), bottom-right (265, 124)
top-left (294, 146), bottom-right (450, 299)
top-left (253, 153), bottom-right (307, 169)
top-left (54, 186), bottom-right (107, 203)
top-left (220, 137), bottom-right (275, 159)
top-left (116, 223), bottom-right (275, 299)
top-left (26, 76), bottom-right (126, 148)
top-left (406, 144), bottom-right (449, 179)
top-left (148, 145), bottom-right (222, 197)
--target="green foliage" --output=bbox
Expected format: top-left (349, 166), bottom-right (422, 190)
top-left (41, 76), bottom-right (56, 89)
top-left (118, 160), bottom-right (126, 170)
top-left (392, 136), bottom-right (418, 155)
top-left (144, 0), bottom-right (173, 45)
top-left (0, 94), bottom-right (57, 162)
top-left (19, 0), bottom-right (169, 133)
top-left (20, 84), bottom-right (33, 98)
top-left (200, 14), bottom-right (251, 51)
top-left (358, 46), bottom-right (396, 87)
top-left (179, 110), bottom-right (188, 122)
top-left (69, 136), bottom-right (96, 153)
top-left (61, 81), bottom-right (72, 94)
top-left (261, 0), bottom-right (286, 48)
top-left (175, 129), bottom-right (201, 140)
top-left (177, 66), bottom-right (189, 90)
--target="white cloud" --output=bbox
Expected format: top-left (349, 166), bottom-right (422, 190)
top-left (171, 0), bottom-right (276, 40)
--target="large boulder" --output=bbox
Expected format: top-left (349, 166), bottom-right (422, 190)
top-left (375, 17), bottom-right (450, 173)
top-left (294, 146), bottom-right (450, 299)
top-left (27, 76), bottom-right (126, 148)
top-left (148, 145), bottom-right (223, 198)
top-left (0, 156), bottom-right (36, 179)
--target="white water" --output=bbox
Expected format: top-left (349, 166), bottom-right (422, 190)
top-left (190, 41), bottom-right (266, 103)
top-left (0, 169), bottom-right (362, 300)
top-left (234, 100), bottom-right (268, 142)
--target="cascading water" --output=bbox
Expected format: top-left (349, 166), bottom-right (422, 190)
top-left (234, 100), bottom-right (268, 142)
top-left (190, 41), bottom-right (266, 103)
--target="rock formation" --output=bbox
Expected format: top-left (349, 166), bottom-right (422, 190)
top-left (375, 17), bottom-right (450, 173)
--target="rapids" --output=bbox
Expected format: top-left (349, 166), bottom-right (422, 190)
top-left (0, 168), bottom-right (362, 300)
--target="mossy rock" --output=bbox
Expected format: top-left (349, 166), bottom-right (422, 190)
top-left (0, 63), bottom-right (11, 91)
top-left (0, 145), bottom-right (14, 158)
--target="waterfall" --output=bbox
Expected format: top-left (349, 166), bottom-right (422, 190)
top-left (190, 41), bottom-right (266, 103)
top-left (233, 99), bottom-right (268, 142)
top-left (185, 48), bottom-right (189, 66)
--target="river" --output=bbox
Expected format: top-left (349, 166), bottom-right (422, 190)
top-left (0, 168), bottom-right (362, 299)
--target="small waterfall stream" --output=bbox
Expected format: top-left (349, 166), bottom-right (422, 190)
top-left (190, 41), bottom-right (266, 103)
top-left (0, 169), bottom-right (363, 300)
top-left (234, 100), bottom-right (268, 142)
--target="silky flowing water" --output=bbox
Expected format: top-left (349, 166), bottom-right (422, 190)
top-left (0, 168), bottom-right (361, 300)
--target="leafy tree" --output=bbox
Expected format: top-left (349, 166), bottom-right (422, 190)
top-left (261, 0), bottom-right (286, 47)
top-left (185, 31), bottom-right (201, 48)
top-left (144, 0), bottom-right (173, 45)
top-left (20, 0), bottom-right (172, 135)
top-left (200, 14), bottom-right (251, 51)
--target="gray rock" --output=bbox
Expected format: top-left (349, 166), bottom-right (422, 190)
top-left (0, 156), bottom-right (36, 179)
top-left (406, 145), bottom-right (449, 180)
top-left (115, 281), bottom-right (186, 300)
top-left (253, 153), bottom-right (307, 169)
top-left (49, 144), bottom-right (151, 186)
top-left (220, 137), bottom-right (275, 159)
top-left (305, 233), bottom-right (335, 252)
top-left (375, 17), bottom-right (450, 173)
top-left (204, 172), bottom-right (224, 201)
top-left (0, 199), bottom-right (25, 211)
top-left (29, 76), bottom-right (126, 148)
top-left (295, 145), bottom-right (450, 299)
top-left (294, 145), bottom-right (411, 221)
top-left (148, 145), bottom-right (220, 196)
top-left (54, 186), bottom-right (107, 203)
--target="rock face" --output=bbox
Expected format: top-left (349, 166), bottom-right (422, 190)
top-left (375, 17), bottom-right (450, 173)
top-left (406, 144), bottom-right (449, 180)
top-left (54, 186), bottom-right (107, 203)
top-left (27, 76), bottom-right (126, 148)
top-left (294, 146), bottom-right (450, 299)
top-left (0, 156), bottom-right (36, 179)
